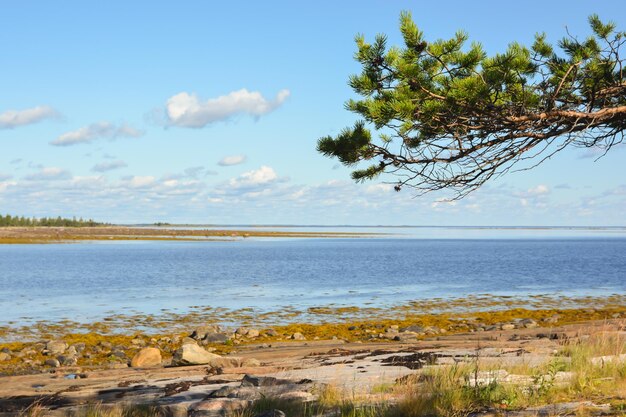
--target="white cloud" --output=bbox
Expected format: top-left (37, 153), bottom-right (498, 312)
top-left (91, 160), bottom-right (128, 172)
top-left (0, 173), bottom-right (12, 181)
top-left (365, 183), bottom-right (395, 194)
top-left (228, 166), bottom-right (278, 189)
top-left (526, 184), bottom-right (550, 196)
top-left (0, 105), bottom-right (59, 129)
top-left (218, 154), bottom-right (247, 166)
top-left (0, 180), bottom-right (17, 193)
top-left (51, 122), bottom-right (144, 146)
top-left (24, 167), bottom-right (71, 181)
top-left (162, 166), bottom-right (217, 181)
top-left (126, 176), bottom-right (156, 188)
top-left (165, 88), bottom-right (290, 128)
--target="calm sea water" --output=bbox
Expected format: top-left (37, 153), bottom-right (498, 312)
top-left (1, 227), bottom-right (625, 325)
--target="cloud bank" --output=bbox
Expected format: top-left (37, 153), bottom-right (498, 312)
top-left (165, 89), bottom-right (290, 128)
top-left (24, 167), bottom-right (72, 181)
top-left (51, 122), bottom-right (143, 146)
top-left (218, 154), bottom-right (247, 166)
top-left (0, 105), bottom-right (59, 129)
top-left (91, 160), bottom-right (128, 172)
top-left (227, 165), bottom-right (279, 189)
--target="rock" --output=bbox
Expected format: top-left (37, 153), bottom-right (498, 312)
top-left (172, 343), bottom-right (221, 366)
top-left (110, 350), bottom-right (127, 360)
top-left (264, 329), bottom-right (279, 337)
top-left (543, 314), bottom-right (561, 324)
top-left (234, 327), bottom-right (260, 338)
top-left (394, 333), bottom-right (417, 342)
top-left (107, 363), bottom-right (129, 369)
top-left (46, 340), bottom-right (67, 355)
top-left (66, 346), bottom-right (78, 357)
top-left (99, 341), bottom-right (112, 349)
top-left (520, 318), bottom-right (538, 329)
top-left (189, 398), bottom-right (249, 416)
top-left (400, 325), bottom-right (424, 333)
top-left (72, 343), bottom-right (86, 353)
top-left (210, 356), bottom-right (242, 369)
top-left (182, 337), bottom-right (198, 345)
top-left (191, 325), bottom-right (220, 340)
top-left (501, 324), bottom-right (515, 331)
top-left (254, 410), bottom-right (286, 417)
top-left (242, 358), bottom-right (261, 367)
top-left (590, 353), bottom-right (626, 366)
top-left (130, 338), bottom-right (146, 347)
top-left (203, 333), bottom-right (230, 344)
top-left (242, 374), bottom-right (292, 387)
top-left (17, 348), bottom-right (36, 358)
top-left (45, 358), bottom-right (60, 368)
top-left (291, 332), bottom-right (306, 341)
top-left (210, 386), bottom-right (262, 400)
top-left (424, 326), bottom-right (440, 335)
top-left (276, 391), bottom-right (315, 402)
top-left (57, 355), bottom-right (77, 366)
top-left (0, 352), bottom-right (10, 361)
top-left (467, 370), bottom-right (510, 387)
top-left (131, 347), bottom-right (162, 368)
top-left (526, 401), bottom-right (611, 415)
top-left (246, 329), bottom-right (260, 338)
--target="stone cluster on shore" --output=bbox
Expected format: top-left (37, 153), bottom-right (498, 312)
top-left (0, 318), bottom-right (624, 417)
top-left (0, 314), bottom-right (574, 376)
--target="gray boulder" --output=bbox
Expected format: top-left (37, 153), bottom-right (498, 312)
top-left (45, 358), bottom-right (60, 368)
top-left (191, 325), bottom-right (221, 340)
top-left (45, 340), bottom-right (67, 355)
top-left (172, 343), bottom-right (221, 366)
top-left (203, 333), bottom-right (230, 344)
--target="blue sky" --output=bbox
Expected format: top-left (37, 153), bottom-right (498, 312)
top-left (1, 1), bottom-right (625, 225)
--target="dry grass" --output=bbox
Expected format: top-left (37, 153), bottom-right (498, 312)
top-left (559, 330), bottom-right (626, 398)
top-left (389, 328), bottom-right (626, 416)
top-left (12, 327), bottom-right (626, 417)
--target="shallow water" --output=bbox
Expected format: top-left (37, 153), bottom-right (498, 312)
top-left (1, 227), bottom-right (625, 326)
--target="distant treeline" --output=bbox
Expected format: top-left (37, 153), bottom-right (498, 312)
top-left (0, 214), bottom-right (106, 227)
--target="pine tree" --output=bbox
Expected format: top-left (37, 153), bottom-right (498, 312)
top-left (318, 13), bottom-right (626, 197)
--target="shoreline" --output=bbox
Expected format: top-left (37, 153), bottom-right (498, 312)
top-left (0, 317), bottom-right (624, 416)
top-left (2, 297), bottom-right (624, 375)
top-left (2, 225), bottom-right (626, 244)
top-left (1, 295), bottom-right (625, 416)
top-left (0, 226), bottom-right (379, 244)
top-left (2, 293), bottom-right (624, 339)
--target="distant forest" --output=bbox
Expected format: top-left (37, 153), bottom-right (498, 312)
top-left (0, 214), bottom-right (106, 227)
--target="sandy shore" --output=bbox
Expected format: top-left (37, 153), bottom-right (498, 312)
top-left (1, 317), bottom-right (625, 416)
top-left (0, 226), bottom-right (376, 244)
